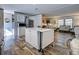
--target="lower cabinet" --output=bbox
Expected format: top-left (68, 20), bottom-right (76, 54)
top-left (25, 29), bottom-right (39, 49)
top-left (25, 28), bottom-right (54, 50)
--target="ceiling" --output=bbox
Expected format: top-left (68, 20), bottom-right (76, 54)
top-left (0, 4), bottom-right (79, 16)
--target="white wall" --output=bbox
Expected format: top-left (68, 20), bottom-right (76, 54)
top-left (50, 13), bottom-right (79, 28)
top-left (29, 14), bottom-right (42, 28)
top-left (60, 15), bottom-right (79, 27)
top-left (74, 16), bottom-right (79, 26)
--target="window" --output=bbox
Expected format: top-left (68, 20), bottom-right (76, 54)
top-left (58, 19), bottom-right (64, 27)
top-left (65, 19), bottom-right (72, 28)
top-left (58, 19), bottom-right (72, 28)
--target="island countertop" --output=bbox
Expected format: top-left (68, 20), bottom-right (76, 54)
top-left (25, 28), bottom-right (53, 32)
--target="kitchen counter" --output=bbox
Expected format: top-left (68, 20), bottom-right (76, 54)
top-left (25, 28), bottom-right (52, 32)
top-left (25, 28), bottom-right (54, 51)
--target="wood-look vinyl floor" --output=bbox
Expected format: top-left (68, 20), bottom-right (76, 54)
top-left (4, 31), bottom-right (74, 55)
top-left (8, 39), bottom-right (65, 55)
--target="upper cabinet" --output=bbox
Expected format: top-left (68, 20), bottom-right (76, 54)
top-left (15, 12), bottom-right (28, 23)
top-left (16, 13), bottom-right (26, 23)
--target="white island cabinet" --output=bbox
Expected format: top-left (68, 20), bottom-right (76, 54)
top-left (25, 28), bottom-right (54, 51)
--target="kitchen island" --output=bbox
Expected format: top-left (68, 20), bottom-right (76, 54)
top-left (25, 28), bottom-right (54, 52)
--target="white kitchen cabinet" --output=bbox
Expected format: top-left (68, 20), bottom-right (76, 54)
top-left (19, 27), bottom-right (25, 37)
top-left (25, 29), bottom-right (31, 43)
top-left (42, 30), bottom-right (54, 49)
top-left (25, 28), bottom-right (54, 50)
top-left (25, 29), bottom-right (39, 49)
top-left (16, 14), bottom-right (25, 23)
